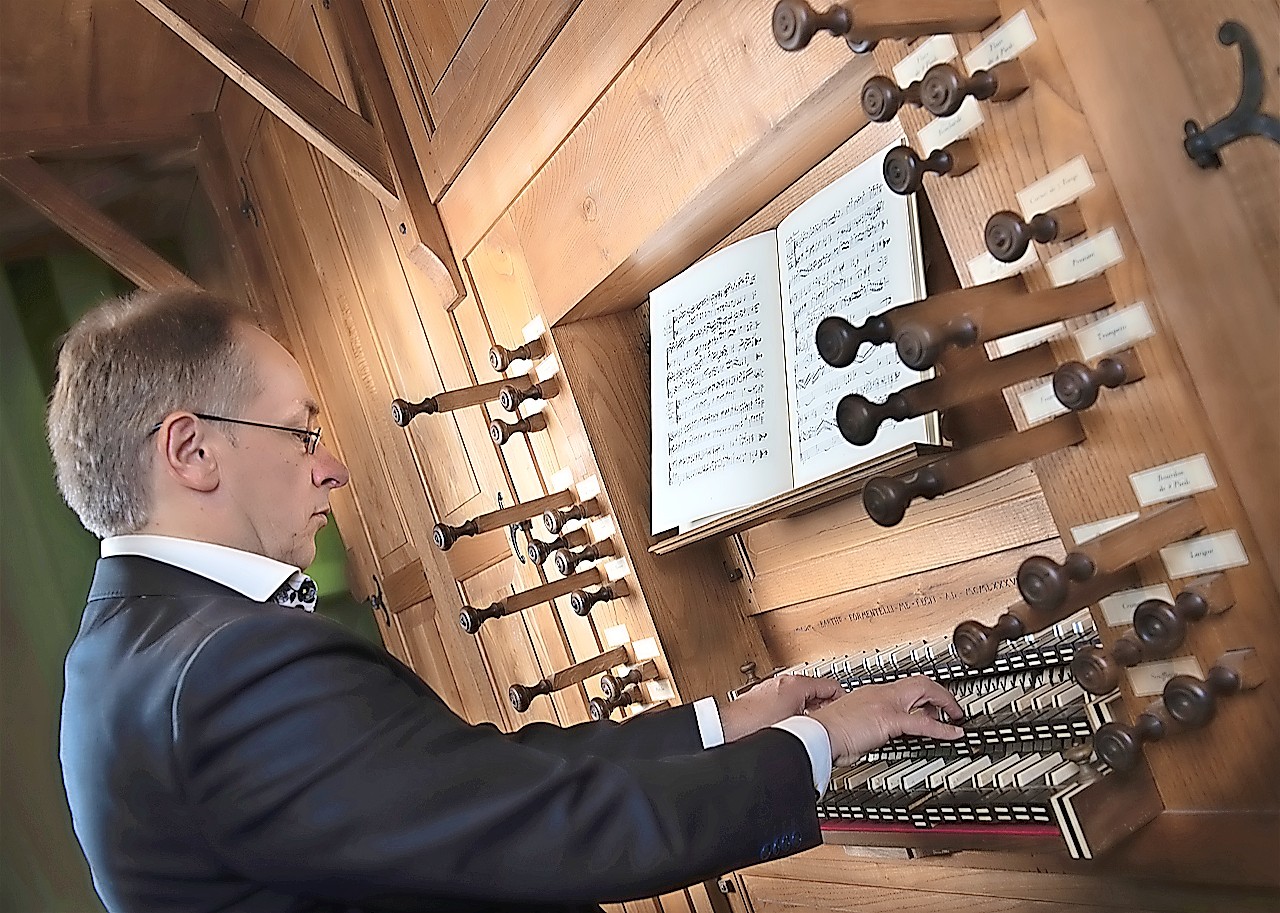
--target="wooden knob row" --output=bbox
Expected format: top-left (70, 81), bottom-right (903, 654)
top-left (985, 202), bottom-right (1086, 263)
top-left (882, 139), bottom-right (978, 196)
top-left (460, 567), bottom-right (606, 634)
top-left (1072, 574), bottom-right (1234, 695)
top-left (590, 684), bottom-right (642, 721)
top-left (507, 645), bottom-right (629, 712)
top-left (432, 488), bottom-right (577, 551)
top-left (1093, 648), bottom-right (1264, 771)
top-left (862, 60), bottom-right (1028, 123)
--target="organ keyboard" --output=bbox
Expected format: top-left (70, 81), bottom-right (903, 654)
top-left (781, 610), bottom-right (1136, 852)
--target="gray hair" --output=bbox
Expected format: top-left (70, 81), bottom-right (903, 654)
top-left (47, 289), bottom-right (260, 538)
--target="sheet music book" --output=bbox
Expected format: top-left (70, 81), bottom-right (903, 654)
top-left (650, 139), bottom-right (936, 535)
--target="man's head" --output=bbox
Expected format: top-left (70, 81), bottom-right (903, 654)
top-left (48, 289), bottom-right (348, 569)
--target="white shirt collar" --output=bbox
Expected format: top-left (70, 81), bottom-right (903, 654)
top-left (100, 534), bottom-right (302, 602)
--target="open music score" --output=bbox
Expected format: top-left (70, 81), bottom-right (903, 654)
top-left (649, 138), bottom-right (936, 535)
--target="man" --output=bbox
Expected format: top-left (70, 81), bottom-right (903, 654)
top-left (53, 289), bottom-right (963, 912)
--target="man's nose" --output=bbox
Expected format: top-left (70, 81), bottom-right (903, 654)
top-left (314, 442), bottom-right (350, 489)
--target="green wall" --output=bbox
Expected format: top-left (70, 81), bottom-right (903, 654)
top-left (1, 249), bottom-right (378, 911)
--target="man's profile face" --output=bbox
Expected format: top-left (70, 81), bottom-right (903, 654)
top-left (216, 325), bottom-right (349, 569)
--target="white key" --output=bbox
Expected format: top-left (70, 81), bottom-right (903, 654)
top-left (870, 759), bottom-right (919, 791)
top-left (1053, 682), bottom-right (1086, 708)
top-left (945, 756), bottom-right (994, 789)
top-left (1033, 680), bottom-right (1077, 710)
top-left (982, 686), bottom-right (1023, 715)
top-left (901, 757), bottom-right (949, 790)
top-left (1047, 759), bottom-right (1083, 785)
top-left (885, 758), bottom-right (934, 790)
top-left (1012, 681), bottom-right (1060, 712)
top-left (1013, 752), bottom-right (1066, 787)
top-left (835, 760), bottom-right (890, 790)
top-left (976, 754), bottom-right (1024, 788)
top-left (996, 754), bottom-right (1047, 788)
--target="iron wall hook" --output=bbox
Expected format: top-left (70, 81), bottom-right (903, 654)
top-left (1183, 21), bottom-right (1280, 169)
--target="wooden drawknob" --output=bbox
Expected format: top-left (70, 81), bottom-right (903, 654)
top-left (1072, 641), bottom-right (1145, 695)
top-left (984, 203), bottom-right (1087, 263)
top-left (459, 602), bottom-right (504, 635)
top-left (433, 519), bottom-right (479, 551)
top-left (1017, 552), bottom-right (1097, 613)
top-left (508, 679), bottom-right (553, 713)
top-left (1132, 592), bottom-right (1210, 656)
top-left (570, 584), bottom-right (619, 617)
top-left (390, 395), bottom-right (438, 426)
top-left (1053, 350), bottom-right (1144, 411)
top-left (862, 75), bottom-right (922, 122)
top-left (489, 338), bottom-right (547, 372)
top-left (553, 540), bottom-right (612, 577)
top-left (527, 533), bottom-right (574, 566)
top-left (953, 614), bottom-right (1027, 669)
top-left (863, 465), bottom-right (946, 527)
top-left (894, 316), bottom-right (979, 370)
top-left (836, 391), bottom-right (909, 446)
top-left (589, 684), bottom-right (641, 721)
top-left (600, 661), bottom-right (657, 702)
top-left (882, 140), bottom-right (978, 195)
top-left (920, 59), bottom-right (1029, 118)
top-left (815, 314), bottom-right (893, 368)
top-left (771, 0), bottom-right (856, 52)
top-left (543, 498), bottom-right (599, 534)
top-left (1163, 650), bottom-right (1261, 730)
top-left (1094, 704), bottom-right (1174, 772)
top-left (499, 379), bottom-right (555, 413)
top-left (490, 412), bottom-right (547, 445)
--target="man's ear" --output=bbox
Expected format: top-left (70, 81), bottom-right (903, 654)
top-left (156, 413), bottom-right (220, 493)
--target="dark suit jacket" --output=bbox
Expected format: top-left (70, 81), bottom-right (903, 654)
top-left (61, 555), bottom-right (821, 912)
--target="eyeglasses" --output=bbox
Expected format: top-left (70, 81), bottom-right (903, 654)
top-left (148, 413), bottom-right (322, 455)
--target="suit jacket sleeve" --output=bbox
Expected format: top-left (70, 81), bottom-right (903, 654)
top-left (503, 705), bottom-right (705, 759)
top-left (172, 614), bottom-right (820, 908)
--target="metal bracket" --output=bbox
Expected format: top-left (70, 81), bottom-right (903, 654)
top-left (238, 176), bottom-right (260, 226)
top-left (1183, 21), bottom-right (1280, 169)
top-left (497, 492), bottom-right (531, 564)
top-left (369, 574), bottom-right (390, 626)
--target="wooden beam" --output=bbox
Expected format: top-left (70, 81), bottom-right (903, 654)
top-left (132, 0), bottom-right (397, 204)
top-left (0, 162), bottom-right (148, 254)
top-left (0, 156), bottom-right (198, 291)
top-left (334, 0), bottom-right (462, 303)
top-left (192, 112), bottom-right (286, 337)
top-left (0, 117), bottom-right (201, 159)
top-left (328, 0), bottom-right (462, 307)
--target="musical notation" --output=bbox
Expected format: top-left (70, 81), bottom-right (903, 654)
top-left (778, 143), bottom-right (929, 485)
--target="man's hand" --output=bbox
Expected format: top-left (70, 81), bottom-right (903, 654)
top-left (719, 674), bottom-right (842, 742)
top-left (809, 676), bottom-right (964, 765)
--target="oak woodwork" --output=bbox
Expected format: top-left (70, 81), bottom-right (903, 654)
top-left (771, 0), bottom-right (1000, 51)
top-left (0, 117), bottom-right (201, 159)
top-left (460, 567), bottom-right (606, 635)
top-left (1163, 647), bottom-right (1265, 729)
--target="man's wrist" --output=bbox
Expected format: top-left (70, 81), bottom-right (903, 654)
top-left (770, 716), bottom-right (833, 795)
top-left (693, 696), bottom-right (725, 748)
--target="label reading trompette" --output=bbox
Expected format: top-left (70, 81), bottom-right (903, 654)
top-left (964, 9), bottom-right (1037, 73)
top-left (1075, 302), bottom-right (1156, 361)
top-left (1017, 156), bottom-right (1095, 218)
top-left (1130, 454), bottom-right (1216, 506)
top-left (1099, 583), bottom-right (1175, 627)
top-left (894, 34), bottom-right (959, 87)
top-left (1161, 530), bottom-right (1248, 578)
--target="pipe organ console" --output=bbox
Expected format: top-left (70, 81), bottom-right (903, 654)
top-left (224, 0), bottom-right (1279, 903)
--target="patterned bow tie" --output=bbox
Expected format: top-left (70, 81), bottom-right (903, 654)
top-left (272, 573), bottom-right (318, 613)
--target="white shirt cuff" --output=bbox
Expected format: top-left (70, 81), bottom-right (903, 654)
top-left (770, 716), bottom-right (833, 796)
top-left (693, 697), bottom-right (725, 748)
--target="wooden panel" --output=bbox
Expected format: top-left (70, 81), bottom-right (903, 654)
top-left (134, 0), bottom-right (397, 201)
top-left (742, 466), bottom-right (1056, 613)
top-left (476, 0), bottom-right (881, 325)
top-left (755, 540), bottom-right (1057, 668)
top-left (381, 0), bottom-right (483, 92)
top-left (427, 0), bottom-right (580, 189)
top-left (439, 0), bottom-right (677, 256)
top-left (0, 0), bottom-right (239, 133)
